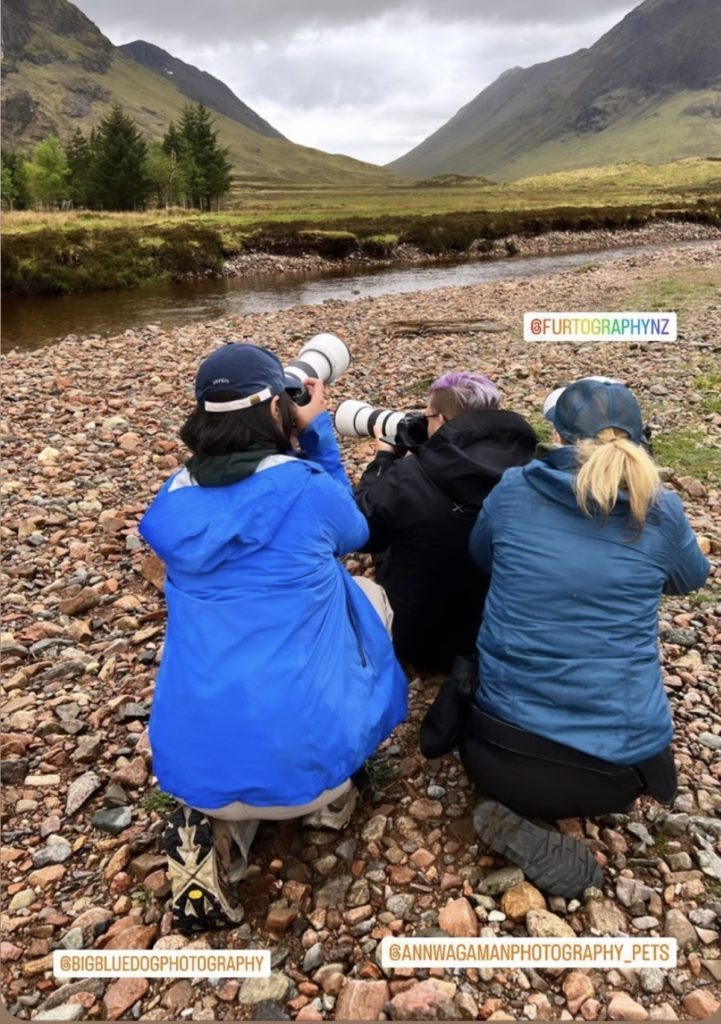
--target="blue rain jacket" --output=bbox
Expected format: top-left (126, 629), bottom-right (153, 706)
top-left (469, 446), bottom-right (710, 764)
top-left (139, 412), bottom-right (407, 809)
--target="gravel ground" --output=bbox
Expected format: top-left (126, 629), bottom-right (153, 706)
top-left (1, 238), bottom-right (720, 1022)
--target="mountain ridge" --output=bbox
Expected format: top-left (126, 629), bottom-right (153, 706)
top-left (0, 0), bottom-right (398, 186)
top-left (389, 0), bottom-right (721, 180)
top-left (118, 40), bottom-right (285, 141)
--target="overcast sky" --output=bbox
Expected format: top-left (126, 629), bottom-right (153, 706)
top-left (74, 0), bottom-right (639, 165)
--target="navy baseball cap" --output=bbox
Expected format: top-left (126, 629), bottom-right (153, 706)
top-left (553, 378), bottom-right (644, 444)
top-left (543, 376), bottom-right (620, 423)
top-left (195, 343), bottom-right (300, 412)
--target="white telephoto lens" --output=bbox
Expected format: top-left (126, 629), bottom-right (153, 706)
top-left (334, 399), bottom-right (373, 437)
top-left (286, 333), bottom-right (351, 386)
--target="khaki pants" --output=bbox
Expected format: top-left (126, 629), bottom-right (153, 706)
top-left (192, 576), bottom-right (393, 874)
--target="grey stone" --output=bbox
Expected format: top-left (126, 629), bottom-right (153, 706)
top-left (238, 974), bottom-right (291, 1006)
top-left (361, 815), bottom-right (388, 844)
top-left (626, 822), bottom-right (654, 846)
top-left (103, 783), bottom-right (129, 808)
top-left (36, 981), bottom-right (105, 1014)
top-left (639, 968), bottom-right (665, 994)
top-left (253, 1002), bottom-right (290, 1021)
top-left (8, 889), bottom-right (35, 912)
top-left (697, 848), bottom-right (721, 881)
top-left (91, 806), bottom-right (132, 835)
top-left (313, 853), bottom-right (338, 876)
top-left (690, 816), bottom-right (721, 837)
top-left (690, 909), bottom-right (718, 928)
top-left (660, 814), bottom-right (689, 836)
top-left (632, 916), bottom-right (659, 930)
top-left (1, 758), bottom-right (28, 783)
top-left (270, 944), bottom-right (290, 970)
top-left (666, 852), bottom-right (693, 871)
top-left (335, 839), bottom-right (357, 862)
top-left (303, 942), bottom-right (324, 973)
top-left (664, 909), bottom-right (698, 950)
top-left (479, 867), bottom-right (524, 895)
top-left (32, 839), bottom-right (72, 867)
top-left (584, 898), bottom-right (628, 934)
top-left (386, 893), bottom-right (416, 920)
top-left (65, 771), bottom-right (101, 815)
top-left (698, 732), bottom-right (721, 750)
top-left (40, 815), bottom-right (62, 838)
top-left (661, 628), bottom-right (697, 647)
top-left (702, 960), bottom-right (721, 983)
top-left (31, 1004), bottom-right (85, 1021)
top-left (72, 735), bottom-right (103, 763)
top-left (315, 874), bottom-right (352, 909)
top-left (347, 879), bottom-right (370, 907)
top-left (116, 702), bottom-right (150, 722)
top-left (59, 928), bottom-right (84, 950)
top-left (616, 877), bottom-right (653, 907)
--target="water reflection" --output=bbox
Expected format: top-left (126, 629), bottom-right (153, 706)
top-left (1, 240), bottom-right (707, 352)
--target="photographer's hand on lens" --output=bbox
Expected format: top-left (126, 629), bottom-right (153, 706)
top-left (293, 378), bottom-right (327, 432)
top-left (375, 437), bottom-right (398, 454)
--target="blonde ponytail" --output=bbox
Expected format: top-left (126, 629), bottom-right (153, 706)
top-left (575, 428), bottom-right (660, 527)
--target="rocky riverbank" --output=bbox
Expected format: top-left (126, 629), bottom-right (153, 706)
top-left (4, 211), bottom-right (720, 299)
top-left (219, 221), bottom-right (721, 280)
top-left (1, 241), bottom-right (720, 1021)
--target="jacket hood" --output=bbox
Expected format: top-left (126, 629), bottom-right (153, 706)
top-left (416, 409), bottom-right (537, 505)
top-left (523, 445), bottom-right (631, 514)
top-left (139, 458), bottom-right (310, 573)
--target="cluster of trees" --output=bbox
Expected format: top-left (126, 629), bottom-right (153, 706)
top-left (1, 103), bottom-right (233, 212)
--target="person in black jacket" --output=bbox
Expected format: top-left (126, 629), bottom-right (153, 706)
top-left (356, 371), bottom-right (537, 671)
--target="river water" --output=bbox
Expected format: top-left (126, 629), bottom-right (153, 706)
top-left (1, 240), bottom-right (707, 352)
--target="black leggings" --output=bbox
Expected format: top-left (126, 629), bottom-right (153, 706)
top-left (460, 705), bottom-right (677, 820)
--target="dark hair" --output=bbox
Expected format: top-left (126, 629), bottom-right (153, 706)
top-left (180, 391), bottom-right (296, 456)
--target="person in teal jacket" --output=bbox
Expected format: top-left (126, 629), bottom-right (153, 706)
top-left (140, 343), bottom-right (407, 932)
top-left (464, 379), bottom-right (709, 898)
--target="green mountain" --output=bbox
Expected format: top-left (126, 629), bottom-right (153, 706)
top-left (389, 0), bottom-right (721, 181)
top-left (119, 40), bottom-right (285, 141)
top-left (0, 0), bottom-right (397, 185)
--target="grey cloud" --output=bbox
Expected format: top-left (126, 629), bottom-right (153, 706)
top-left (71, 0), bottom-right (639, 164)
top-left (77, 0), bottom-right (635, 47)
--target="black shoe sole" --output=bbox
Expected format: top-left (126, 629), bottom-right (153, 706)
top-left (473, 800), bottom-right (603, 898)
top-left (165, 807), bottom-right (243, 933)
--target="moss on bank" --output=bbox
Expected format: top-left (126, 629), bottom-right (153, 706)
top-left (3, 202), bottom-right (720, 296)
top-left (654, 429), bottom-right (721, 482)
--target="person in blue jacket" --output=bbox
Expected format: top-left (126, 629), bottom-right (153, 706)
top-left (139, 342), bottom-right (407, 932)
top-left (464, 378), bottom-right (710, 897)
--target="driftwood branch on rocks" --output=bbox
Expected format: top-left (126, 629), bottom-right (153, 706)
top-left (385, 318), bottom-right (507, 337)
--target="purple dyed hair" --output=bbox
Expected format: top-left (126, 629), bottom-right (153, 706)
top-left (428, 371), bottom-right (501, 414)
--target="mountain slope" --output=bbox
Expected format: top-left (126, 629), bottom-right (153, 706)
top-left (119, 40), bottom-right (285, 141)
top-left (0, 0), bottom-right (398, 185)
top-left (389, 0), bottom-right (721, 180)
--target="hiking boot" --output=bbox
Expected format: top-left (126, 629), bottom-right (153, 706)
top-left (473, 799), bottom-right (603, 898)
top-left (165, 806), bottom-right (244, 933)
top-left (302, 787), bottom-right (358, 830)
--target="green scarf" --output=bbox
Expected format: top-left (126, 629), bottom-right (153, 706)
top-left (186, 448), bottom-right (280, 487)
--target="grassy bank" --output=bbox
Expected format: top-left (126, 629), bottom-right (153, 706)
top-left (3, 157), bottom-right (721, 296)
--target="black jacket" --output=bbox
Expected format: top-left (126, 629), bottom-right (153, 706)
top-left (356, 409), bottom-right (538, 671)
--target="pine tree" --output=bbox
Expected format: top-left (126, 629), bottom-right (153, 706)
top-left (1, 152), bottom-right (18, 210)
top-left (88, 106), bottom-right (151, 211)
top-left (26, 136), bottom-right (70, 209)
top-left (65, 128), bottom-right (93, 208)
top-left (1, 150), bottom-right (31, 210)
top-left (168, 104), bottom-right (233, 211)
